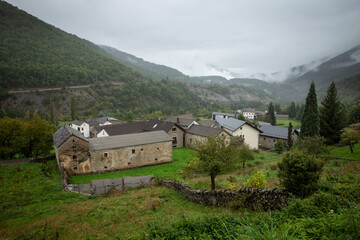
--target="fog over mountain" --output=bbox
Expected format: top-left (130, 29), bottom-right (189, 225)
top-left (6, 0), bottom-right (360, 81)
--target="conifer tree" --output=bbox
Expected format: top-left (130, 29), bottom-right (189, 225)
top-left (319, 82), bottom-right (343, 144)
top-left (266, 102), bottom-right (276, 125)
top-left (288, 102), bottom-right (297, 119)
top-left (300, 82), bottom-right (319, 138)
top-left (287, 122), bottom-right (293, 150)
top-left (70, 97), bottom-right (76, 120)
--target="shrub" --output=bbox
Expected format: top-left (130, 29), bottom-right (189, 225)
top-left (297, 136), bottom-right (328, 156)
top-left (244, 169), bottom-right (266, 188)
top-left (277, 150), bottom-right (324, 197)
top-left (274, 140), bottom-right (285, 154)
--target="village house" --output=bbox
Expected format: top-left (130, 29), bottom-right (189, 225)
top-left (212, 112), bottom-right (236, 120)
top-left (167, 114), bottom-right (199, 129)
top-left (198, 120), bottom-right (216, 128)
top-left (241, 108), bottom-right (256, 120)
top-left (69, 120), bottom-right (90, 138)
top-left (53, 126), bottom-right (173, 181)
top-left (258, 125), bottom-right (299, 149)
top-left (214, 117), bottom-right (261, 149)
top-left (93, 120), bottom-right (185, 148)
top-left (184, 124), bottom-right (231, 149)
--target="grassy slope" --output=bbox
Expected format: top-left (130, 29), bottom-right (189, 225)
top-left (275, 118), bottom-right (301, 129)
top-left (325, 143), bottom-right (360, 160)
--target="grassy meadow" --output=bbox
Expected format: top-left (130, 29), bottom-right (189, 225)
top-left (1, 145), bottom-right (360, 239)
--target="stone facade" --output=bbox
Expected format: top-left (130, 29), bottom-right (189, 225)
top-left (185, 131), bottom-right (230, 149)
top-left (162, 180), bottom-right (290, 211)
top-left (259, 132), bottom-right (298, 150)
top-left (166, 125), bottom-right (184, 148)
top-left (89, 141), bottom-right (172, 173)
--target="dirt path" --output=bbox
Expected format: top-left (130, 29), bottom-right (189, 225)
top-left (8, 82), bottom-right (124, 94)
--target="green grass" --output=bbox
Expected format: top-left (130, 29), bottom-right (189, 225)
top-left (70, 148), bottom-right (194, 184)
top-left (275, 118), bottom-right (301, 128)
top-left (325, 143), bottom-right (360, 160)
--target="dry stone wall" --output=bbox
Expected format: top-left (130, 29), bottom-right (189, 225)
top-left (64, 175), bottom-right (155, 195)
top-left (162, 180), bottom-right (290, 211)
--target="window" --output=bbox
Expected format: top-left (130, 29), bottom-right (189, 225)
top-left (155, 158), bottom-right (158, 161)
top-left (128, 162), bottom-right (131, 165)
top-left (264, 138), bottom-right (266, 140)
top-left (73, 166), bottom-right (77, 170)
top-left (72, 139), bottom-right (75, 143)
top-left (141, 148), bottom-right (143, 151)
top-left (274, 140), bottom-right (276, 142)
top-left (77, 127), bottom-right (80, 131)
top-left (82, 128), bottom-right (84, 131)
top-left (104, 166), bottom-right (107, 169)
top-left (104, 152), bottom-right (108, 158)
top-left (73, 155), bottom-right (77, 160)
top-left (157, 147), bottom-right (160, 150)
top-left (172, 127), bottom-right (177, 132)
top-left (172, 137), bottom-right (177, 144)
top-left (240, 127), bottom-right (242, 130)
top-left (132, 149), bottom-right (135, 154)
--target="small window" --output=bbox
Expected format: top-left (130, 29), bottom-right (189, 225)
top-left (73, 166), bottom-right (77, 170)
top-left (128, 162), bottom-right (131, 165)
top-left (172, 127), bottom-right (176, 131)
top-left (104, 166), bottom-right (107, 169)
top-left (240, 127), bottom-right (242, 130)
top-left (82, 128), bottom-right (84, 131)
top-left (273, 140), bottom-right (276, 142)
top-left (77, 127), bottom-right (80, 131)
top-left (72, 139), bottom-right (75, 143)
top-left (73, 155), bottom-right (77, 160)
top-left (264, 138), bottom-right (266, 140)
top-left (104, 152), bottom-right (108, 158)
top-left (132, 149), bottom-right (135, 154)
top-left (172, 137), bottom-right (177, 144)
top-left (157, 147), bottom-right (160, 150)
top-left (141, 148), bottom-right (143, 151)
top-left (155, 158), bottom-right (158, 161)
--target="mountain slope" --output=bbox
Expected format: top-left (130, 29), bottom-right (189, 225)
top-left (0, 1), bottom-right (142, 89)
top-left (287, 45), bottom-right (360, 92)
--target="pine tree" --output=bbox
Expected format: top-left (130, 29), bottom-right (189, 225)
top-left (288, 102), bottom-right (297, 119)
top-left (266, 102), bottom-right (276, 125)
top-left (70, 97), bottom-right (76, 120)
top-left (319, 82), bottom-right (343, 144)
top-left (287, 122), bottom-right (293, 150)
top-left (300, 82), bottom-right (319, 138)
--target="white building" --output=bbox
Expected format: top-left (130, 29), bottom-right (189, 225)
top-left (215, 117), bottom-right (261, 149)
top-left (241, 108), bottom-right (256, 120)
top-left (69, 120), bottom-right (90, 138)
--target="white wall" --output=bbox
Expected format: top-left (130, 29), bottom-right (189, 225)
top-left (70, 122), bottom-right (90, 138)
top-left (97, 129), bottom-right (109, 138)
top-left (232, 124), bottom-right (259, 149)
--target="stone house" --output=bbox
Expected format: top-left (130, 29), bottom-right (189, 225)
top-left (258, 125), bottom-right (299, 149)
top-left (167, 114), bottom-right (199, 129)
top-left (184, 124), bottom-right (231, 149)
top-left (215, 117), bottom-right (261, 149)
top-left (53, 126), bottom-right (173, 180)
top-left (93, 120), bottom-right (185, 148)
top-left (69, 120), bottom-right (90, 138)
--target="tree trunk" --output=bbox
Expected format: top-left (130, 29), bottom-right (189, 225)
top-left (210, 176), bottom-right (216, 190)
top-left (349, 143), bottom-right (353, 153)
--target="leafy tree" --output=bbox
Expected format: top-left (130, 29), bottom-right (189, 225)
top-left (288, 102), bottom-right (297, 119)
top-left (297, 136), bottom-right (328, 156)
top-left (183, 136), bottom-right (239, 190)
top-left (319, 82), bottom-right (343, 145)
top-left (20, 112), bottom-right (55, 158)
top-left (70, 97), bottom-right (76, 121)
top-left (300, 82), bottom-right (319, 138)
top-left (278, 150), bottom-right (324, 197)
top-left (237, 113), bottom-right (246, 121)
top-left (287, 122), bottom-right (293, 150)
top-left (340, 127), bottom-right (360, 153)
top-left (244, 169), bottom-right (266, 188)
top-left (266, 102), bottom-right (276, 125)
top-left (124, 110), bottom-right (135, 122)
top-left (0, 117), bottom-right (23, 159)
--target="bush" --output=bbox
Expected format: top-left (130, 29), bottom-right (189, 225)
top-left (244, 169), bottom-right (266, 188)
top-left (297, 136), bottom-right (328, 156)
top-left (277, 150), bottom-right (324, 197)
top-left (274, 140), bottom-right (285, 154)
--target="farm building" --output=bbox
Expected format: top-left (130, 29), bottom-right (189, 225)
top-left (53, 126), bottom-right (172, 182)
top-left (184, 124), bottom-right (231, 149)
top-left (258, 125), bottom-right (299, 149)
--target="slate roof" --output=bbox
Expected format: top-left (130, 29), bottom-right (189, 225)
top-left (242, 108), bottom-right (255, 112)
top-left (53, 125), bottom-right (88, 148)
top-left (71, 120), bottom-right (84, 126)
top-left (185, 125), bottom-right (224, 138)
top-left (143, 119), bottom-right (182, 132)
top-left (198, 120), bottom-right (216, 127)
top-left (89, 131), bottom-right (172, 151)
top-left (167, 114), bottom-right (195, 128)
top-left (95, 121), bottom-right (147, 136)
top-left (259, 125), bottom-right (290, 140)
top-left (215, 116), bottom-right (261, 132)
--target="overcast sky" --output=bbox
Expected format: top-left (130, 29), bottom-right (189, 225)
top-left (6, 0), bottom-right (360, 80)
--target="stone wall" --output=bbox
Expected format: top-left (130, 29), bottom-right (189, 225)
top-left (64, 175), bottom-right (155, 195)
top-left (167, 126), bottom-right (184, 148)
top-left (162, 180), bottom-right (290, 211)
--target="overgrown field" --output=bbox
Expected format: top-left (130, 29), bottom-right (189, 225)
top-left (1, 147), bottom-right (360, 239)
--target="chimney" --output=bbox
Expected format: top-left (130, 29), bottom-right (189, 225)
top-left (177, 117), bottom-right (180, 124)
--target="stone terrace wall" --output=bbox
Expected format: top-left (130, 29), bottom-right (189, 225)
top-left (65, 175), bottom-right (155, 195)
top-left (162, 180), bottom-right (290, 211)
